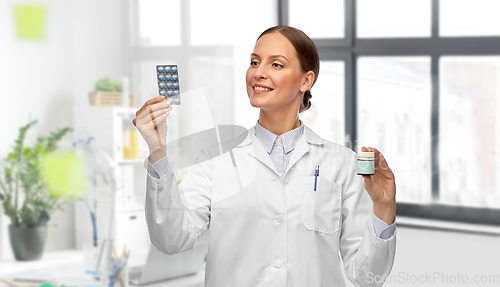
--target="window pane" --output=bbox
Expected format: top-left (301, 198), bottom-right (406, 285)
top-left (358, 57), bottom-right (432, 203)
top-left (289, 0), bottom-right (344, 39)
top-left (300, 61), bottom-right (345, 144)
top-left (440, 57), bottom-right (500, 208)
top-left (188, 57), bottom-right (233, 125)
top-left (137, 0), bottom-right (181, 46)
top-left (440, 0), bottom-right (500, 37)
top-left (189, 0), bottom-right (234, 45)
top-left (189, 0), bottom-right (277, 45)
top-left (357, 0), bottom-right (431, 38)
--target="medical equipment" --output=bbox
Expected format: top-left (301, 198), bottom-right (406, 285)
top-left (156, 65), bottom-right (180, 105)
top-left (357, 151), bottom-right (375, 175)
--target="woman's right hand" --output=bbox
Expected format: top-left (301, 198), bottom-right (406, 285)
top-left (133, 96), bottom-right (173, 163)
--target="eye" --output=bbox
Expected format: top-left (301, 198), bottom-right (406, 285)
top-left (250, 61), bottom-right (259, 67)
top-left (272, 63), bottom-right (283, 68)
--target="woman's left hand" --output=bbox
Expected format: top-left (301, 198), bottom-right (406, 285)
top-left (361, 146), bottom-right (396, 225)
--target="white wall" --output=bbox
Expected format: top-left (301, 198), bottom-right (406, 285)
top-left (0, 0), bottom-right (74, 259)
top-left (366, 226), bottom-right (500, 287)
top-left (0, 0), bottom-right (126, 260)
top-left (70, 0), bottom-right (127, 107)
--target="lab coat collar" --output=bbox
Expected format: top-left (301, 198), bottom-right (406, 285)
top-left (236, 124), bottom-right (327, 147)
top-left (235, 124), bottom-right (326, 175)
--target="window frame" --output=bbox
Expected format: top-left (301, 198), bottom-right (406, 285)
top-left (279, 0), bottom-right (354, 47)
top-left (279, 0), bottom-right (500, 227)
top-left (125, 0), bottom-right (235, 130)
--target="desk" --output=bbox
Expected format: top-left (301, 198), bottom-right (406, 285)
top-left (0, 250), bottom-right (205, 287)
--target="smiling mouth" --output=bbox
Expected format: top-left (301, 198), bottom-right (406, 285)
top-left (253, 86), bottom-right (274, 92)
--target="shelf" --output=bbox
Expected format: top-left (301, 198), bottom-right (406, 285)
top-left (72, 105), bottom-right (150, 257)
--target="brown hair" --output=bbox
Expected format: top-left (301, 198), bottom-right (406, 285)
top-left (257, 26), bottom-right (320, 113)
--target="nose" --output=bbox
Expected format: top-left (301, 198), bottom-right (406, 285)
top-left (254, 64), bottom-right (268, 80)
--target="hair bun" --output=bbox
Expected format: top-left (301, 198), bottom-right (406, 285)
top-left (300, 90), bottom-right (312, 113)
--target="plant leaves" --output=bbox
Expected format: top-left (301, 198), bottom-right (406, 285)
top-left (1, 120), bottom-right (76, 227)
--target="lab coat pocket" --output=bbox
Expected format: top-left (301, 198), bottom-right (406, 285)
top-left (301, 176), bottom-right (342, 236)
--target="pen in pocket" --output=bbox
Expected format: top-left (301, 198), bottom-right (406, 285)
top-left (314, 165), bottom-right (319, 191)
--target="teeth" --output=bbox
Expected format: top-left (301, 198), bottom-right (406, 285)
top-left (254, 86), bottom-right (272, 91)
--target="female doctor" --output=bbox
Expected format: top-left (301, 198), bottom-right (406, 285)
top-left (133, 26), bottom-right (396, 287)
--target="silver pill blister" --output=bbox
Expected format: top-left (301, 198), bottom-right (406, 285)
top-left (156, 65), bottom-right (181, 105)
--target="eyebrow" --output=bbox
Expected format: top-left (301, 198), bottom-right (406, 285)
top-left (251, 53), bottom-right (289, 62)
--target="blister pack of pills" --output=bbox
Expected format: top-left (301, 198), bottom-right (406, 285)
top-left (156, 65), bottom-right (181, 105)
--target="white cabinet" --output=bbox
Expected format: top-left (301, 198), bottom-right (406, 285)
top-left (72, 106), bottom-right (175, 263)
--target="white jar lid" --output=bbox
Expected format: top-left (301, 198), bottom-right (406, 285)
top-left (357, 151), bottom-right (375, 160)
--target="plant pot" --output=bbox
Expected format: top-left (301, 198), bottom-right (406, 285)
top-left (88, 92), bottom-right (136, 107)
top-left (8, 225), bottom-right (47, 261)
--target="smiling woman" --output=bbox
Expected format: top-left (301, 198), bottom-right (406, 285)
top-left (247, 26), bottom-right (320, 131)
top-left (135, 25), bottom-right (397, 287)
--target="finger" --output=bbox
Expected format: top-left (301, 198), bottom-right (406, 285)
top-left (136, 96), bottom-right (164, 115)
top-left (151, 99), bottom-right (171, 110)
top-left (147, 112), bottom-right (170, 131)
top-left (361, 146), bottom-right (367, 152)
top-left (150, 106), bottom-right (158, 131)
top-left (136, 106), bottom-right (172, 125)
top-left (132, 96), bottom-right (165, 126)
top-left (362, 174), bottom-right (373, 191)
top-left (366, 147), bottom-right (383, 174)
top-left (378, 153), bottom-right (393, 174)
top-left (368, 147), bottom-right (380, 165)
top-left (137, 102), bottom-right (172, 122)
top-left (139, 109), bottom-right (170, 126)
top-left (150, 106), bottom-right (171, 131)
top-left (144, 112), bottom-right (170, 147)
top-left (361, 174), bottom-right (372, 180)
top-left (154, 111), bottom-right (169, 125)
top-left (135, 96), bottom-right (166, 117)
top-left (372, 148), bottom-right (393, 175)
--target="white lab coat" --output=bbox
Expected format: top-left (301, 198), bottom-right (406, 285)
top-left (145, 125), bottom-right (396, 287)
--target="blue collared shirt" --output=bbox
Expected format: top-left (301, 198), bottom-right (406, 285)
top-left (147, 119), bottom-right (396, 239)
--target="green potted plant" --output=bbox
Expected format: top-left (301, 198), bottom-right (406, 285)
top-left (88, 77), bottom-right (135, 107)
top-left (0, 120), bottom-right (77, 261)
top-left (94, 77), bottom-right (123, 93)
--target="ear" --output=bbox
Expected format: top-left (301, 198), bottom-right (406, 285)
top-left (299, 71), bottom-right (315, 93)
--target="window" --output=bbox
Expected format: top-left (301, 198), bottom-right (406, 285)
top-left (440, 0), bottom-right (500, 37)
top-left (283, 0), bottom-right (500, 226)
top-left (136, 0), bottom-right (181, 46)
top-left (129, 0), bottom-right (278, 128)
top-left (189, 0), bottom-right (234, 45)
top-left (300, 61), bottom-right (345, 144)
top-left (358, 57), bottom-right (432, 204)
top-left (440, 57), bottom-right (500, 208)
top-left (357, 0), bottom-right (431, 38)
top-left (124, 0), bottom-right (500, 227)
top-left (289, 0), bottom-right (344, 39)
